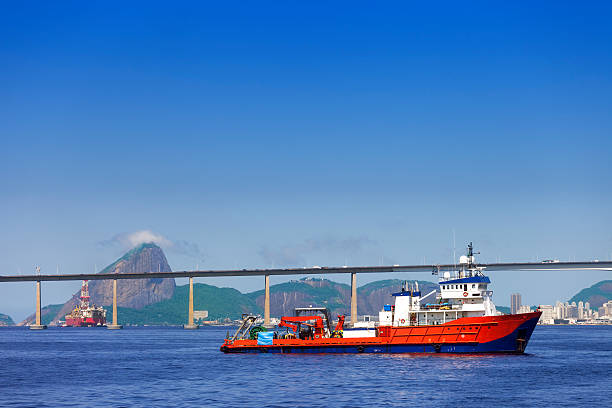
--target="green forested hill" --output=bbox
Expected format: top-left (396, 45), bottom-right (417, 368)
top-left (569, 280), bottom-right (612, 309)
top-left (41, 304), bottom-right (64, 325)
top-left (20, 303), bottom-right (64, 326)
top-left (105, 283), bottom-right (261, 325)
top-left (496, 306), bottom-right (510, 314)
top-left (0, 313), bottom-right (15, 326)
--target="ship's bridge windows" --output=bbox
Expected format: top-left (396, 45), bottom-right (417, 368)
top-left (472, 284), bottom-right (476, 288)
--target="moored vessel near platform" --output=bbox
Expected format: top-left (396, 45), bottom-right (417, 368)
top-left (63, 280), bottom-right (107, 327)
top-left (221, 243), bottom-right (542, 354)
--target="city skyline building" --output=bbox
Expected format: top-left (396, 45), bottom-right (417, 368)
top-left (536, 300), bottom-right (612, 324)
top-left (511, 293), bottom-right (522, 315)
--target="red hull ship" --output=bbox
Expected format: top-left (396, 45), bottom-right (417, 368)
top-left (221, 243), bottom-right (542, 354)
top-left (63, 280), bottom-right (107, 327)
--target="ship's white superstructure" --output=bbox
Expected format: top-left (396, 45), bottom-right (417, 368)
top-left (379, 243), bottom-right (497, 327)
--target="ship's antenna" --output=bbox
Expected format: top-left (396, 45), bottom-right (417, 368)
top-left (466, 242), bottom-right (481, 272)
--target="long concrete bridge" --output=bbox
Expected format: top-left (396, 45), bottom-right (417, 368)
top-left (2, 261), bottom-right (611, 330)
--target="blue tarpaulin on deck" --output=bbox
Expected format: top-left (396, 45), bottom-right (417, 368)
top-left (257, 331), bottom-right (274, 345)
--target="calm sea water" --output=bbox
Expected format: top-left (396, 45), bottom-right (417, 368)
top-left (1, 325), bottom-right (611, 407)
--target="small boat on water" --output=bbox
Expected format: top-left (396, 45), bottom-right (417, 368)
top-left (220, 243), bottom-right (541, 354)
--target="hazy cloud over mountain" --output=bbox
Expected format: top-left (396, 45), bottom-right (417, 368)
top-left (99, 230), bottom-right (205, 260)
top-left (100, 230), bottom-right (171, 249)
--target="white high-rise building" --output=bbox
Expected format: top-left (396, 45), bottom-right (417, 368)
top-left (555, 301), bottom-right (564, 319)
top-left (539, 305), bottom-right (555, 324)
top-left (603, 301), bottom-right (612, 318)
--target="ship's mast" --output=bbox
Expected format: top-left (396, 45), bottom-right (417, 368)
top-left (457, 242), bottom-right (482, 278)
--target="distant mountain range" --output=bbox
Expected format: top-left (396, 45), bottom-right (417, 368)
top-left (10, 243), bottom-right (612, 326)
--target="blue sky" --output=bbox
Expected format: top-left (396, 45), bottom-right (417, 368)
top-left (1, 2), bottom-right (611, 320)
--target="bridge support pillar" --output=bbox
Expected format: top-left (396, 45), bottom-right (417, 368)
top-left (264, 274), bottom-right (270, 326)
top-left (350, 272), bottom-right (357, 326)
top-left (30, 280), bottom-right (47, 330)
top-left (107, 279), bottom-right (122, 329)
top-left (184, 277), bottom-right (198, 329)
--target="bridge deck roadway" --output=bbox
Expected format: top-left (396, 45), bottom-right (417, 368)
top-left (1, 261), bottom-right (610, 282)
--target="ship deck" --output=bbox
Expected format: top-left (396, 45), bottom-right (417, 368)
top-left (221, 312), bottom-right (541, 354)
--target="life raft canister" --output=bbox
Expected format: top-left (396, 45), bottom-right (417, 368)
top-left (463, 292), bottom-right (468, 297)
